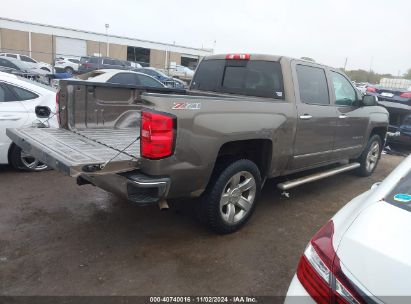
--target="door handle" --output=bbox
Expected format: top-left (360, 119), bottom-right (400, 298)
top-left (299, 114), bottom-right (312, 120)
top-left (339, 114), bottom-right (348, 119)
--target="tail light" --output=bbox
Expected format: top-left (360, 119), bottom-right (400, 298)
top-left (141, 111), bottom-right (175, 159)
top-left (297, 221), bottom-right (364, 304)
top-left (400, 92), bottom-right (411, 98)
top-left (82, 63), bottom-right (92, 68)
top-left (225, 54), bottom-right (250, 60)
top-left (366, 87), bottom-right (376, 93)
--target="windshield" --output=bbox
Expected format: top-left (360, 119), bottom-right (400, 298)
top-left (191, 59), bottom-right (284, 99)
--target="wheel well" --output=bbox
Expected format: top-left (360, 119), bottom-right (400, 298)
top-left (7, 142), bottom-right (16, 164)
top-left (214, 139), bottom-right (272, 179)
top-left (370, 127), bottom-right (387, 143)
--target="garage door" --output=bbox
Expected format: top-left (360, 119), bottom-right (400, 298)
top-left (55, 37), bottom-right (87, 58)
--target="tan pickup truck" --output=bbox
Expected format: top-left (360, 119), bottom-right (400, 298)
top-left (7, 54), bottom-right (388, 234)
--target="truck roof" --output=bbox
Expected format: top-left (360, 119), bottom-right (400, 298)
top-left (203, 53), bottom-right (333, 69)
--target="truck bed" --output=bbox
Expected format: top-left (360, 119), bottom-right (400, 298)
top-left (6, 127), bottom-right (140, 176)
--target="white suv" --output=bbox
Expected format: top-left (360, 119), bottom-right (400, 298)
top-left (54, 57), bottom-right (80, 74)
top-left (0, 53), bottom-right (52, 72)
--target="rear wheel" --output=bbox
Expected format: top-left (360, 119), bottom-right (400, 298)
top-left (9, 145), bottom-right (48, 172)
top-left (355, 135), bottom-right (382, 177)
top-left (64, 66), bottom-right (74, 74)
top-left (200, 159), bottom-right (261, 234)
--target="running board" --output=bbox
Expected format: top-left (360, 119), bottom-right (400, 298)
top-left (277, 163), bottom-right (360, 191)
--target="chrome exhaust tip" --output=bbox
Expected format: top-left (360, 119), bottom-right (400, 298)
top-left (158, 199), bottom-right (169, 211)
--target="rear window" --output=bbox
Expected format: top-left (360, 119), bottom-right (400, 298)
top-left (191, 59), bottom-right (284, 99)
top-left (386, 169), bottom-right (411, 212)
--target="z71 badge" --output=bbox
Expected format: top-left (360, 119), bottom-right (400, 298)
top-left (172, 102), bottom-right (201, 110)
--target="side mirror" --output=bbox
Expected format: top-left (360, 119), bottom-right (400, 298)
top-left (35, 106), bottom-right (51, 118)
top-left (361, 95), bottom-right (377, 106)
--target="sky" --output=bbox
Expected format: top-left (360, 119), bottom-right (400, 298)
top-left (1, 0), bottom-right (410, 75)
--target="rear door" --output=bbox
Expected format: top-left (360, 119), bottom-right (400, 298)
top-left (0, 83), bottom-right (29, 161)
top-left (329, 70), bottom-right (369, 158)
top-left (290, 62), bottom-right (337, 169)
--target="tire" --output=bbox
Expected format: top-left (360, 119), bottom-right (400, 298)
top-left (64, 66), bottom-right (74, 74)
top-left (200, 159), bottom-right (262, 234)
top-left (9, 145), bottom-right (49, 172)
top-left (355, 135), bottom-right (382, 177)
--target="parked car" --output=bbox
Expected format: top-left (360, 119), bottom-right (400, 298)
top-left (166, 64), bottom-right (195, 81)
top-left (0, 53), bottom-right (52, 72)
top-left (54, 57), bottom-right (80, 74)
top-left (78, 56), bottom-right (133, 74)
top-left (82, 69), bottom-right (165, 88)
top-left (378, 100), bottom-right (411, 146)
top-left (355, 82), bottom-right (370, 94)
top-left (125, 61), bottom-right (142, 69)
top-left (0, 71), bottom-right (57, 171)
top-left (7, 53), bottom-right (388, 234)
top-left (134, 67), bottom-right (185, 88)
top-left (285, 154), bottom-right (411, 303)
top-left (366, 85), bottom-right (411, 105)
top-left (0, 57), bottom-right (49, 84)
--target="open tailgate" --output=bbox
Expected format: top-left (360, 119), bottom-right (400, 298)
top-left (6, 128), bottom-right (140, 177)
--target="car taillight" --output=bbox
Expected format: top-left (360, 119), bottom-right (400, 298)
top-left (141, 111), bottom-right (175, 159)
top-left (297, 221), bottom-right (364, 304)
top-left (56, 61), bottom-right (64, 64)
top-left (225, 54), bottom-right (250, 60)
top-left (82, 63), bottom-right (92, 68)
top-left (366, 87), bottom-right (376, 93)
top-left (400, 92), bottom-right (411, 98)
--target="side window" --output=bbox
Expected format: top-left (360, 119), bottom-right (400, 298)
top-left (296, 65), bottom-right (329, 105)
top-left (330, 71), bottom-right (357, 106)
top-left (137, 75), bottom-right (164, 88)
top-left (0, 84), bottom-right (16, 102)
top-left (21, 55), bottom-right (37, 63)
top-left (108, 73), bottom-right (137, 85)
top-left (7, 84), bottom-right (38, 101)
top-left (69, 59), bottom-right (80, 64)
top-left (103, 59), bottom-right (116, 65)
top-left (6, 54), bottom-right (18, 59)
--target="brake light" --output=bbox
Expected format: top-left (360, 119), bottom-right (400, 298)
top-left (82, 63), bottom-right (92, 68)
top-left (366, 87), bottom-right (376, 93)
top-left (225, 54), bottom-right (250, 60)
top-left (297, 221), bottom-right (363, 304)
top-left (141, 111), bottom-right (175, 159)
top-left (400, 92), bottom-right (411, 98)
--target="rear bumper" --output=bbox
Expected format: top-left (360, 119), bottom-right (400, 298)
top-left (284, 275), bottom-right (315, 304)
top-left (81, 171), bottom-right (171, 206)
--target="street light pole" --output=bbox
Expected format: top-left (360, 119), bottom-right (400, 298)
top-left (105, 23), bottom-right (110, 57)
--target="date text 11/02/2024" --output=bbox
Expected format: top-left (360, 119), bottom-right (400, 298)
top-left (149, 296), bottom-right (258, 303)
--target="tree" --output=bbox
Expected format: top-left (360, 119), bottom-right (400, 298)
top-left (403, 68), bottom-right (411, 80)
top-left (300, 57), bottom-right (315, 62)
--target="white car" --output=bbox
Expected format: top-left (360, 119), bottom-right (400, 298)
top-left (0, 72), bottom-right (58, 171)
top-left (54, 57), bottom-right (80, 74)
top-left (83, 69), bottom-right (165, 88)
top-left (166, 65), bottom-right (195, 80)
top-left (0, 53), bottom-right (53, 72)
top-left (285, 155), bottom-right (411, 303)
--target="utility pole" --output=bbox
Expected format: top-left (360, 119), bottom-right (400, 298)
top-left (105, 23), bottom-right (110, 57)
top-left (343, 57), bottom-right (348, 71)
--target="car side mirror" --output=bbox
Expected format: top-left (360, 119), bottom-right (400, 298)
top-left (35, 106), bottom-right (51, 118)
top-left (361, 95), bottom-right (377, 106)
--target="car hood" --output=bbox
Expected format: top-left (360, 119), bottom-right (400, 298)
top-left (337, 201), bottom-right (411, 297)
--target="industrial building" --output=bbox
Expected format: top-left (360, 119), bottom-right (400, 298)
top-left (0, 17), bottom-right (212, 69)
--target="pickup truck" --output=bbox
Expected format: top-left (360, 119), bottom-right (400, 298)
top-left (7, 54), bottom-right (389, 234)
